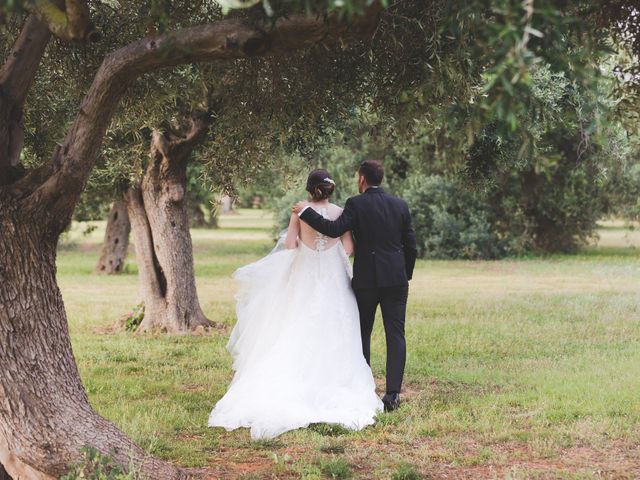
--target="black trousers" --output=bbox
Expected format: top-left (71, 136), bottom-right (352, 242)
top-left (354, 285), bottom-right (409, 394)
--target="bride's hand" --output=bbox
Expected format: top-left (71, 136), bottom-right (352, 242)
top-left (292, 201), bottom-right (310, 215)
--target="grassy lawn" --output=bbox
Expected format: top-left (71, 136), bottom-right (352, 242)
top-left (58, 210), bottom-right (640, 479)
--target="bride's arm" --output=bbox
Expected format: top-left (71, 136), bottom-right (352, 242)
top-left (341, 231), bottom-right (354, 256)
top-left (284, 213), bottom-right (301, 249)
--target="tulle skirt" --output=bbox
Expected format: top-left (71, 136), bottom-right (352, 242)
top-left (208, 242), bottom-right (383, 439)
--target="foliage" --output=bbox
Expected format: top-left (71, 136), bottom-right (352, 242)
top-left (123, 303), bottom-right (145, 332)
top-left (603, 163), bottom-right (640, 222)
top-left (3, 0), bottom-right (626, 207)
top-left (73, 183), bottom-right (116, 223)
top-left (402, 176), bottom-right (501, 260)
top-left (481, 148), bottom-right (604, 255)
top-left (4, 0), bottom-right (637, 263)
top-left (186, 164), bottom-right (219, 228)
top-left (267, 63), bottom-right (629, 258)
top-left (394, 65), bottom-right (612, 259)
top-left (461, 65), bottom-right (610, 254)
top-left (233, 157), bottom-right (306, 210)
top-left (598, 115), bottom-right (640, 222)
top-left (61, 446), bottom-right (139, 480)
top-left (72, 161), bottom-right (219, 228)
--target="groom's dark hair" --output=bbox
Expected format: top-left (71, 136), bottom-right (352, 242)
top-left (359, 160), bottom-right (384, 186)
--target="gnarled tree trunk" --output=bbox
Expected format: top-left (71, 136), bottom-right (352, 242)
top-left (125, 116), bottom-right (212, 333)
top-left (0, 200), bottom-right (186, 480)
top-left (220, 195), bottom-right (234, 215)
top-left (95, 199), bottom-right (130, 274)
top-left (188, 203), bottom-right (209, 227)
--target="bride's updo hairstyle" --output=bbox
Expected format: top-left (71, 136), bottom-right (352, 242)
top-left (306, 169), bottom-right (336, 201)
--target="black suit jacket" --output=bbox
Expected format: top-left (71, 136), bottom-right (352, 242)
top-left (300, 187), bottom-right (417, 290)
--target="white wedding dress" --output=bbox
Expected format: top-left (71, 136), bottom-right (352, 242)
top-left (208, 208), bottom-right (383, 439)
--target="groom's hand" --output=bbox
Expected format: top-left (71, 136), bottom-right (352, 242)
top-left (292, 201), bottom-right (310, 215)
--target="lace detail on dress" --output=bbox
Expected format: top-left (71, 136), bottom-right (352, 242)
top-left (313, 207), bottom-right (329, 252)
top-left (340, 245), bottom-right (354, 280)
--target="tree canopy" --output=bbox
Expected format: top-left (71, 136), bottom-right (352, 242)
top-left (4, 0), bottom-right (637, 196)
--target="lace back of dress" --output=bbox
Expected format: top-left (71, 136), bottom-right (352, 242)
top-left (313, 208), bottom-right (329, 251)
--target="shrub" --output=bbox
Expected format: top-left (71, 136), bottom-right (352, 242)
top-left (402, 175), bottom-right (503, 259)
top-left (124, 303), bottom-right (145, 332)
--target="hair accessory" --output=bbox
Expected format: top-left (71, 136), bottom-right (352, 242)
top-left (306, 169), bottom-right (334, 193)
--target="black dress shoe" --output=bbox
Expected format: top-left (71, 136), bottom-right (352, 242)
top-left (382, 393), bottom-right (401, 412)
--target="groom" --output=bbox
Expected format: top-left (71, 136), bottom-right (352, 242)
top-left (293, 160), bottom-right (417, 411)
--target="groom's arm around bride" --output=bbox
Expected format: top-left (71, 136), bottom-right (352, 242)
top-left (293, 161), bottom-right (417, 288)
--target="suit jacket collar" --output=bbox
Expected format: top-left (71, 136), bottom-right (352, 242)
top-left (365, 186), bottom-right (384, 194)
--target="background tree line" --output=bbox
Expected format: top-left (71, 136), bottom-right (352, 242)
top-left (263, 64), bottom-right (640, 259)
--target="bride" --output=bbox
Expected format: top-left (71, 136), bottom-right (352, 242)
top-left (208, 169), bottom-right (383, 439)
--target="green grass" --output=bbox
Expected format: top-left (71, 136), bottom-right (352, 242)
top-left (57, 210), bottom-right (640, 478)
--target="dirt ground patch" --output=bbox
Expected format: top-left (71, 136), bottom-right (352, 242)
top-left (196, 438), bottom-right (639, 479)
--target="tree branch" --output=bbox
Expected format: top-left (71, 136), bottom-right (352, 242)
top-left (162, 115), bottom-right (210, 161)
top-left (170, 91), bottom-right (222, 160)
top-left (0, 0), bottom-right (96, 177)
top-left (23, 0), bottom-right (98, 42)
top-left (0, 13), bottom-right (51, 104)
top-left (0, 13), bottom-right (51, 172)
top-left (149, 87), bottom-right (223, 183)
top-left (22, 4), bottom-right (383, 232)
